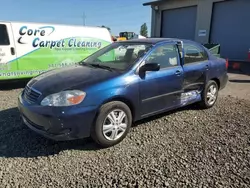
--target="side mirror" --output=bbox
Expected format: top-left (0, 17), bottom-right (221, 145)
top-left (140, 63), bottom-right (160, 72)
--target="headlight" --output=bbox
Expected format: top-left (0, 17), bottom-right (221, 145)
top-left (41, 90), bottom-right (86, 107)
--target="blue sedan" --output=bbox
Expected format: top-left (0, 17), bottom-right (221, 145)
top-left (18, 38), bottom-right (228, 147)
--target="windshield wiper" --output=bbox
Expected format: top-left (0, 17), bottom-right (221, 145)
top-left (78, 62), bottom-right (104, 69)
top-left (79, 61), bottom-right (115, 71)
top-left (88, 63), bottom-right (114, 71)
top-left (78, 62), bottom-right (94, 67)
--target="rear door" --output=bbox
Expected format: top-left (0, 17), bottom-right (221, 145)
top-left (182, 43), bottom-right (209, 91)
top-left (0, 22), bottom-right (17, 72)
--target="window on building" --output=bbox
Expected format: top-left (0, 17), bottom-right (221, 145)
top-left (184, 44), bottom-right (208, 64)
top-left (0, 24), bottom-right (10, 45)
top-left (145, 44), bottom-right (179, 69)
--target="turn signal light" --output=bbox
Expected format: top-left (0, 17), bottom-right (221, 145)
top-left (67, 94), bottom-right (85, 105)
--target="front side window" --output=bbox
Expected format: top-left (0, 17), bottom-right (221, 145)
top-left (145, 44), bottom-right (179, 69)
top-left (83, 42), bottom-right (152, 71)
top-left (184, 44), bottom-right (208, 64)
top-left (0, 24), bottom-right (10, 45)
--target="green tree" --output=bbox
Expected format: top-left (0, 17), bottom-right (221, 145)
top-left (140, 23), bottom-right (148, 37)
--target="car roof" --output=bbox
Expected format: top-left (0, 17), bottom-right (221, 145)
top-left (117, 37), bottom-right (197, 45)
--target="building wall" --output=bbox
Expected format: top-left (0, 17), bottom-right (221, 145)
top-left (150, 0), bottom-right (225, 43)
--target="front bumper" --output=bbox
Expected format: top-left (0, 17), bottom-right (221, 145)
top-left (18, 92), bottom-right (98, 141)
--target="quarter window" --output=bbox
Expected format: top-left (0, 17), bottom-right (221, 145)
top-left (0, 24), bottom-right (10, 45)
top-left (184, 44), bottom-right (208, 64)
top-left (145, 44), bottom-right (179, 69)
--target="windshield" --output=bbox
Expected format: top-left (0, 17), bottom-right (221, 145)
top-left (82, 42), bottom-right (152, 71)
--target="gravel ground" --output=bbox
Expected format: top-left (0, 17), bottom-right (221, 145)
top-left (0, 87), bottom-right (249, 188)
top-left (220, 73), bottom-right (250, 100)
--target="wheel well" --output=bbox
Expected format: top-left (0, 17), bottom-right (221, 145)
top-left (211, 78), bottom-right (220, 89)
top-left (100, 97), bottom-right (135, 121)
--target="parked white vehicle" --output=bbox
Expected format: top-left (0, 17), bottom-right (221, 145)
top-left (0, 21), bottom-right (113, 81)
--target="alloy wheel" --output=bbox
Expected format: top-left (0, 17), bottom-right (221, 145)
top-left (207, 84), bottom-right (217, 105)
top-left (102, 109), bottom-right (128, 141)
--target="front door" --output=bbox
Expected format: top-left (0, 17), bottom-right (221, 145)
top-left (182, 43), bottom-right (210, 91)
top-left (138, 42), bottom-right (184, 117)
top-left (0, 23), bottom-right (17, 73)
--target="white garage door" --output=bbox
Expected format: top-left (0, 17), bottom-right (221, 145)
top-left (161, 6), bottom-right (197, 40)
top-left (210, 0), bottom-right (250, 60)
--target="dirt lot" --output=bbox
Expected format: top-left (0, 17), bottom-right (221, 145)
top-left (0, 73), bottom-right (249, 187)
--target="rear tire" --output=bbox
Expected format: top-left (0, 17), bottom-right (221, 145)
top-left (91, 101), bottom-right (132, 148)
top-left (199, 80), bottom-right (219, 109)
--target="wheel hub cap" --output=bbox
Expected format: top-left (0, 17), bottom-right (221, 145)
top-left (207, 84), bottom-right (217, 105)
top-left (102, 109), bottom-right (128, 141)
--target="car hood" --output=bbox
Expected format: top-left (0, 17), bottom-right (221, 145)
top-left (27, 65), bottom-right (120, 95)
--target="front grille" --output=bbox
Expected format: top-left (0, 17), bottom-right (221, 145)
top-left (24, 85), bottom-right (41, 104)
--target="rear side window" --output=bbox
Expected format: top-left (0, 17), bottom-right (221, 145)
top-left (184, 44), bottom-right (208, 64)
top-left (0, 24), bottom-right (10, 45)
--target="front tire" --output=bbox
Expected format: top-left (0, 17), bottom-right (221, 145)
top-left (91, 101), bottom-right (132, 148)
top-left (199, 80), bottom-right (219, 109)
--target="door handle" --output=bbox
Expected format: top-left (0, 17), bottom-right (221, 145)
top-left (175, 70), bottom-right (181, 76)
top-left (10, 47), bottom-right (15, 55)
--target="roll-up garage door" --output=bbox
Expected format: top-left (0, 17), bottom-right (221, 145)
top-left (161, 6), bottom-right (197, 40)
top-left (210, 0), bottom-right (250, 60)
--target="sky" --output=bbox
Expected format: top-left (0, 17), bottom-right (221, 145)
top-left (1, 0), bottom-right (152, 36)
